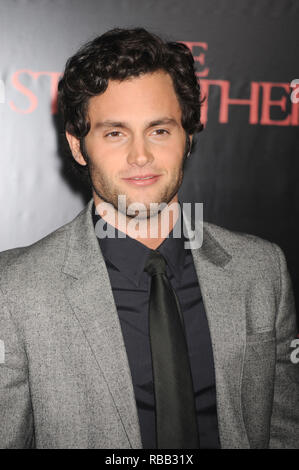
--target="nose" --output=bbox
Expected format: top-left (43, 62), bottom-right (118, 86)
top-left (126, 136), bottom-right (154, 167)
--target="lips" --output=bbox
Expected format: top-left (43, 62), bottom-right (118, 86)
top-left (122, 174), bottom-right (161, 186)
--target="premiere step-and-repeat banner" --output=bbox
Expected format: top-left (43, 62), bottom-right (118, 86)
top-left (0, 0), bottom-right (298, 323)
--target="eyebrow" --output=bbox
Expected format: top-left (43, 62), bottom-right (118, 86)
top-left (93, 117), bottom-right (178, 130)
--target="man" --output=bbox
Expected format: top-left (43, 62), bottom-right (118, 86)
top-left (0, 27), bottom-right (298, 449)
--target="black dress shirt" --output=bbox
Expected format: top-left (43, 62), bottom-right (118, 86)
top-left (92, 202), bottom-right (220, 449)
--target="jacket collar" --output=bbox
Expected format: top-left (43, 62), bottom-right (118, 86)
top-left (62, 198), bottom-right (232, 279)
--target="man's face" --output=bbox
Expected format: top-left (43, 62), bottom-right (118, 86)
top-left (67, 70), bottom-right (192, 218)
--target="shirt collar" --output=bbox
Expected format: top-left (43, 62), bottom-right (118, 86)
top-left (92, 201), bottom-right (186, 286)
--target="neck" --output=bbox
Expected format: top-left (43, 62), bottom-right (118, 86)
top-left (93, 194), bottom-right (180, 250)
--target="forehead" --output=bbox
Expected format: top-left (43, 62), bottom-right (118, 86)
top-left (87, 71), bottom-right (182, 122)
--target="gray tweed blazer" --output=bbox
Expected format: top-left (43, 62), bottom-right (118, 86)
top-left (0, 199), bottom-right (298, 448)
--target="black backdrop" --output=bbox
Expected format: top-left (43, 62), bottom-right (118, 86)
top-left (0, 0), bottom-right (298, 327)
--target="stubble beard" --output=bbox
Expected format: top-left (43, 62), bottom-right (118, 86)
top-left (90, 165), bottom-right (183, 221)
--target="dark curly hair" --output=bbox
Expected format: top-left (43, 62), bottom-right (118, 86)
top-left (58, 27), bottom-right (205, 179)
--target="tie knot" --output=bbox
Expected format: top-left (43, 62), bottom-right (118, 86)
top-left (144, 250), bottom-right (167, 276)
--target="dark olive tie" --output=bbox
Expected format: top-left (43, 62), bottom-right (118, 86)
top-left (144, 249), bottom-right (200, 449)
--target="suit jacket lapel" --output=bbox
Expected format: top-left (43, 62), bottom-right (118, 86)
top-left (62, 199), bottom-right (142, 449)
top-left (183, 210), bottom-right (250, 448)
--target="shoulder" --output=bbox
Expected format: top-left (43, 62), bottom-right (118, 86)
top-left (0, 204), bottom-right (89, 289)
top-left (204, 220), bottom-right (276, 255)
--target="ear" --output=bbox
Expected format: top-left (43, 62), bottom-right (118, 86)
top-left (65, 131), bottom-right (87, 166)
top-left (189, 134), bottom-right (193, 148)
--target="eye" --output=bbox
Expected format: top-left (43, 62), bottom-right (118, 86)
top-left (152, 129), bottom-right (169, 135)
top-left (105, 131), bottom-right (122, 138)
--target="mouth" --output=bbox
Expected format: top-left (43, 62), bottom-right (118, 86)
top-left (122, 174), bottom-right (161, 186)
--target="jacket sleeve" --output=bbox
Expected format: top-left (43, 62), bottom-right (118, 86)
top-left (0, 288), bottom-right (35, 448)
top-left (269, 243), bottom-right (299, 448)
